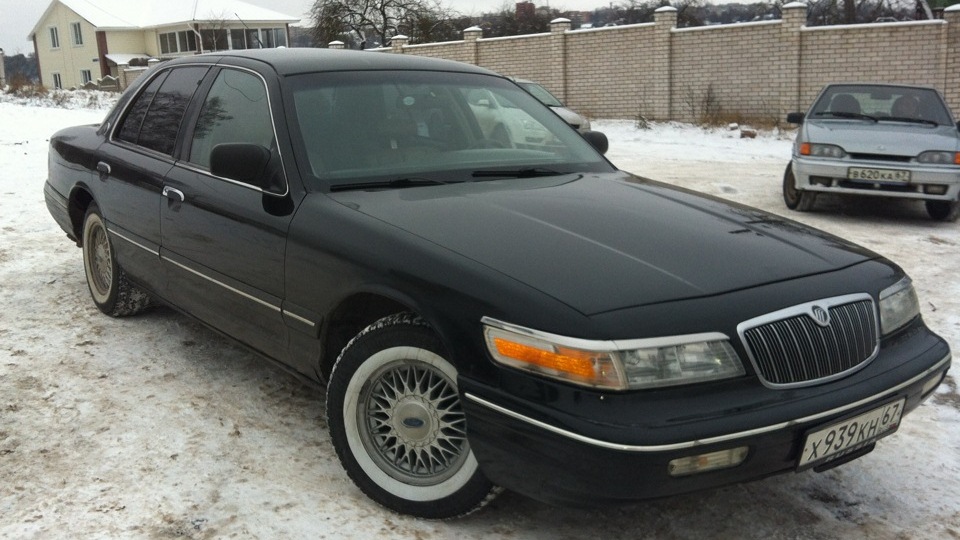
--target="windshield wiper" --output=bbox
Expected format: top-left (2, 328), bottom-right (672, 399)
top-left (814, 111), bottom-right (878, 122)
top-left (883, 116), bottom-right (939, 127)
top-left (471, 167), bottom-right (568, 179)
top-left (330, 177), bottom-right (451, 192)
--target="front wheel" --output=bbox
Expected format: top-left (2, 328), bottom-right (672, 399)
top-left (81, 204), bottom-right (151, 317)
top-left (783, 163), bottom-right (816, 212)
top-left (925, 200), bottom-right (960, 222)
top-left (326, 313), bottom-right (499, 518)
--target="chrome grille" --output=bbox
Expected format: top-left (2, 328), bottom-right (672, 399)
top-left (738, 295), bottom-right (878, 388)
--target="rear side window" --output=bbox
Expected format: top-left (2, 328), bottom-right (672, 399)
top-left (116, 67), bottom-right (209, 156)
top-left (189, 68), bottom-right (275, 170)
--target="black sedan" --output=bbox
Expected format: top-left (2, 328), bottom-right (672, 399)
top-left (44, 49), bottom-right (951, 519)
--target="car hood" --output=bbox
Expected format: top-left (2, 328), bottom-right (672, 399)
top-left (329, 172), bottom-right (876, 315)
top-left (803, 120), bottom-right (959, 155)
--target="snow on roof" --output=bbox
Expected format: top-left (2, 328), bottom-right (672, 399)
top-left (30, 0), bottom-right (298, 38)
top-left (104, 53), bottom-right (151, 66)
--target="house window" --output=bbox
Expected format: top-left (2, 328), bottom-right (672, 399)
top-left (80, 70), bottom-right (93, 84)
top-left (200, 29), bottom-right (228, 51)
top-left (230, 29), bottom-right (246, 49)
top-left (71, 22), bottom-right (83, 45)
top-left (49, 27), bottom-right (60, 49)
top-left (273, 29), bottom-right (287, 47)
top-left (159, 31), bottom-right (197, 54)
top-left (52, 73), bottom-right (62, 89)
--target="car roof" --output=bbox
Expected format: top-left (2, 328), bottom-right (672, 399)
top-left (166, 48), bottom-right (499, 77)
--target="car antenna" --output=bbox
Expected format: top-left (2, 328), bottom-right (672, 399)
top-left (235, 13), bottom-right (264, 48)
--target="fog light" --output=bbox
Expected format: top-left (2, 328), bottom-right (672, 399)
top-left (667, 447), bottom-right (749, 477)
top-left (924, 185), bottom-right (948, 195)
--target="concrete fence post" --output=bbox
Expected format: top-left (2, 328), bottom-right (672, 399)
top-left (779, 2), bottom-right (807, 121)
top-left (943, 5), bottom-right (960, 111)
top-left (652, 7), bottom-right (677, 120)
top-left (549, 18), bottom-right (571, 101)
top-left (463, 26), bottom-right (483, 66)
top-left (391, 35), bottom-right (409, 54)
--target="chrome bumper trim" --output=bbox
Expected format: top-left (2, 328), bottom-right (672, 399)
top-left (465, 353), bottom-right (950, 453)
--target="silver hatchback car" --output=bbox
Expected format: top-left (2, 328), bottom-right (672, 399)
top-left (784, 84), bottom-right (960, 221)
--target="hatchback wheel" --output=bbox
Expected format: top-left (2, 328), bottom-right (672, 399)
top-left (326, 313), bottom-right (500, 518)
top-left (783, 163), bottom-right (816, 212)
top-left (925, 200), bottom-right (960, 222)
top-left (81, 203), bottom-right (151, 316)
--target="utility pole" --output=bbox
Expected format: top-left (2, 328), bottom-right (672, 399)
top-left (0, 48), bottom-right (6, 88)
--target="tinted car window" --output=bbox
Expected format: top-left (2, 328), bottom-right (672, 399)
top-left (136, 67), bottom-right (209, 156)
top-left (189, 68), bottom-right (275, 170)
top-left (116, 72), bottom-right (168, 145)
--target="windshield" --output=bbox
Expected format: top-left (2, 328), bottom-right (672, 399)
top-left (519, 82), bottom-right (564, 107)
top-left (809, 85), bottom-right (953, 126)
top-left (288, 71), bottom-right (612, 189)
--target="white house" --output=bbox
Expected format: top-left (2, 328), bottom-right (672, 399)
top-left (28, 0), bottom-right (300, 90)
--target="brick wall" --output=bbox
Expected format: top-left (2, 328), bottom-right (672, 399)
top-left (376, 3), bottom-right (960, 123)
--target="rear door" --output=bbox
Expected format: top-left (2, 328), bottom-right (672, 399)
top-left (159, 66), bottom-right (295, 361)
top-left (97, 66), bottom-right (210, 293)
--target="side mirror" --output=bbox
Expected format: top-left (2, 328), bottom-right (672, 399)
top-left (210, 143), bottom-right (272, 190)
top-left (582, 130), bottom-right (608, 155)
top-left (786, 112), bottom-right (805, 124)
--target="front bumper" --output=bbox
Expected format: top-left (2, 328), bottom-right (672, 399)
top-left (792, 156), bottom-right (960, 202)
top-left (460, 337), bottom-right (950, 506)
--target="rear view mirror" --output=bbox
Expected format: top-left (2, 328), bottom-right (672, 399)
top-left (786, 112), bottom-right (805, 124)
top-left (582, 131), bottom-right (609, 155)
top-left (210, 143), bottom-right (272, 190)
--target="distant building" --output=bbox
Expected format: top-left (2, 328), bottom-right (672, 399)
top-left (516, 2), bottom-right (536, 19)
top-left (28, 0), bottom-right (298, 90)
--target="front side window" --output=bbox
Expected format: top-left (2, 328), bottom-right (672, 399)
top-left (115, 67), bottom-right (209, 156)
top-left (49, 27), bottom-right (60, 49)
top-left (189, 69), bottom-right (278, 187)
top-left (71, 22), bottom-right (83, 45)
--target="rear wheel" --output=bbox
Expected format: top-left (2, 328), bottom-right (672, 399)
top-left (81, 204), bottom-right (151, 316)
top-left (925, 200), bottom-right (960, 222)
top-left (326, 313), bottom-right (499, 518)
top-left (783, 163), bottom-right (816, 212)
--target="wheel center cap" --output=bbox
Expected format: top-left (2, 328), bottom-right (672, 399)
top-left (393, 399), bottom-right (434, 444)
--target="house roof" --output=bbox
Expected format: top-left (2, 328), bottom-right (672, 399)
top-left (29, 0), bottom-right (299, 38)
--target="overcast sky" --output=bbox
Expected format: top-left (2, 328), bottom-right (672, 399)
top-left (0, 0), bottom-right (628, 57)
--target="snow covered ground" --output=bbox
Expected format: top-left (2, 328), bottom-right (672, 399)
top-left (1, 95), bottom-right (958, 539)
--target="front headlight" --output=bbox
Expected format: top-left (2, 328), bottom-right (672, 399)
top-left (879, 277), bottom-right (920, 335)
top-left (917, 151), bottom-right (960, 165)
top-left (482, 318), bottom-right (745, 391)
top-left (800, 142), bottom-right (847, 158)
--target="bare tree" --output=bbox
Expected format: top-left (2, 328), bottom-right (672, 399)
top-left (310, 0), bottom-right (454, 47)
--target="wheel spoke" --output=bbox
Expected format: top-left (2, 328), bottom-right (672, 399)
top-left (358, 359), bottom-right (469, 484)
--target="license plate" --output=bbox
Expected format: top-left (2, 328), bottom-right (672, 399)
top-left (798, 398), bottom-right (905, 471)
top-left (847, 167), bottom-right (911, 182)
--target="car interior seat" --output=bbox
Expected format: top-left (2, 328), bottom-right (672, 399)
top-left (830, 94), bottom-right (861, 115)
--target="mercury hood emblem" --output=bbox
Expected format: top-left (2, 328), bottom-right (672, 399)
top-left (810, 305), bottom-right (831, 327)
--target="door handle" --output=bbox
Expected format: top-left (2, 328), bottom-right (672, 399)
top-left (162, 186), bottom-right (185, 202)
top-left (96, 161), bottom-right (111, 181)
